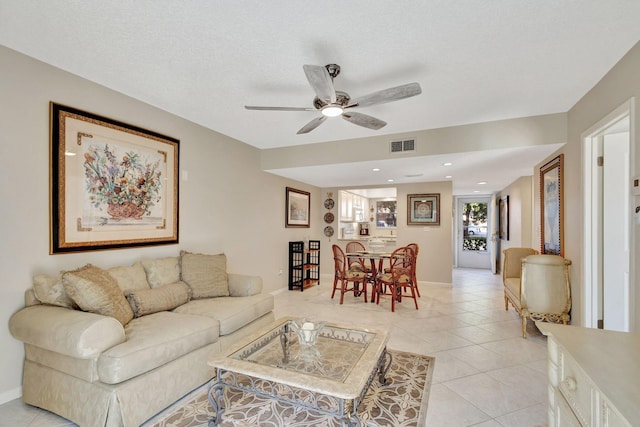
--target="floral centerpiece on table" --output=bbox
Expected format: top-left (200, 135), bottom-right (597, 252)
top-left (84, 144), bottom-right (162, 219)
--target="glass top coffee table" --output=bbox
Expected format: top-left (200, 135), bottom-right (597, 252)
top-left (207, 316), bottom-right (391, 426)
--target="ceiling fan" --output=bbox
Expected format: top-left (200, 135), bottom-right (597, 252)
top-left (245, 64), bottom-right (422, 134)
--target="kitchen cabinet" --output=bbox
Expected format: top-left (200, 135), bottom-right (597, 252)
top-left (339, 191), bottom-right (368, 222)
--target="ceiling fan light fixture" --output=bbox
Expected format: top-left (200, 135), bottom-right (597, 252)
top-left (321, 105), bottom-right (344, 117)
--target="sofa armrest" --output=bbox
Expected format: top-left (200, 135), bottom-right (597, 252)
top-left (9, 305), bottom-right (125, 359)
top-left (228, 273), bottom-right (263, 297)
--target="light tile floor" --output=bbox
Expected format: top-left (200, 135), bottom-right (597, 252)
top-left (0, 268), bottom-right (549, 426)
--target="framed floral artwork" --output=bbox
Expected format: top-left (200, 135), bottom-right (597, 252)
top-left (540, 154), bottom-right (564, 256)
top-left (407, 193), bottom-right (440, 225)
top-left (50, 102), bottom-right (179, 253)
top-left (285, 187), bottom-right (310, 228)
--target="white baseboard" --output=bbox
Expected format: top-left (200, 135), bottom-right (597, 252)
top-left (0, 386), bottom-right (21, 405)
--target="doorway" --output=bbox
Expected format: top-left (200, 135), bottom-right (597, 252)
top-left (457, 197), bottom-right (491, 269)
top-left (583, 100), bottom-right (633, 332)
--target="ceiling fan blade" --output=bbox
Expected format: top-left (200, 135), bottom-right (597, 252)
top-left (303, 65), bottom-right (337, 103)
top-left (245, 106), bottom-right (315, 111)
top-left (297, 116), bottom-right (327, 134)
top-left (347, 82), bottom-right (422, 108)
top-left (342, 112), bottom-right (387, 130)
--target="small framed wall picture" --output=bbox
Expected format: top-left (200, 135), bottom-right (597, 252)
top-left (407, 193), bottom-right (440, 226)
top-left (285, 187), bottom-right (310, 228)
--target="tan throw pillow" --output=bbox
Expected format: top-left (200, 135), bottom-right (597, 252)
top-left (33, 274), bottom-right (77, 309)
top-left (108, 262), bottom-right (151, 293)
top-left (62, 264), bottom-right (134, 326)
top-left (125, 282), bottom-right (191, 317)
top-left (180, 251), bottom-right (229, 298)
top-left (141, 257), bottom-right (180, 288)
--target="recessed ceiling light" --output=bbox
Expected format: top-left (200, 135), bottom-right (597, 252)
top-left (477, 181), bottom-right (487, 185)
top-left (404, 173), bottom-right (423, 178)
top-left (387, 179), bottom-right (394, 182)
top-left (445, 175), bottom-right (452, 179)
top-left (443, 162), bottom-right (453, 166)
top-left (372, 168), bottom-right (381, 172)
top-left (473, 190), bottom-right (481, 193)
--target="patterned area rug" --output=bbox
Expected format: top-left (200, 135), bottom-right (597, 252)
top-left (144, 350), bottom-right (434, 427)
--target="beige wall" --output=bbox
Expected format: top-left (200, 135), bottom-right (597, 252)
top-left (533, 41), bottom-right (640, 329)
top-left (0, 46), bottom-right (324, 401)
top-left (498, 176), bottom-right (534, 268)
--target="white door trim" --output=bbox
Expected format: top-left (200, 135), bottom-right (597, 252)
top-left (581, 97), bottom-right (635, 330)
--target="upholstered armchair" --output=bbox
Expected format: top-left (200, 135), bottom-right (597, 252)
top-left (519, 254), bottom-right (571, 337)
top-left (502, 247), bottom-right (538, 315)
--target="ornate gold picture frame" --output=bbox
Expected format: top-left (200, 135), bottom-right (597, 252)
top-left (50, 102), bottom-right (179, 253)
top-left (540, 154), bottom-right (563, 256)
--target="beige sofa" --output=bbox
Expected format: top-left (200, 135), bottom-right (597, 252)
top-left (9, 252), bottom-right (275, 427)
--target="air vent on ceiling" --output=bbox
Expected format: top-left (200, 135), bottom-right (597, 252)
top-left (390, 139), bottom-right (415, 153)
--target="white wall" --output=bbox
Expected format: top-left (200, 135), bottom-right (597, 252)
top-left (0, 46), bottom-right (323, 401)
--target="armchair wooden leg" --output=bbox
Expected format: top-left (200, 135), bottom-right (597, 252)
top-left (504, 295), bottom-right (509, 311)
top-left (521, 316), bottom-right (527, 338)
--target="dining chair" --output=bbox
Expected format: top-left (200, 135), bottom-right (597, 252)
top-left (331, 244), bottom-right (368, 304)
top-left (406, 243), bottom-right (420, 297)
top-left (345, 241), bottom-right (368, 270)
top-left (345, 240), bottom-right (375, 282)
top-left (375, 246), bottom-right (419, 312)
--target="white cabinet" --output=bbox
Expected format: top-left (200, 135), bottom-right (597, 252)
top-left (538, 322), bottom-right (639, 427)
top-left (339, 190), bottom-right (354, 221)
top-left (339, 191), bottom-right (369, 223)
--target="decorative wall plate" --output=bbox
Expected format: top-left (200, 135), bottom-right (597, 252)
top-left (324, 212), bottom-right (335, 224)
top-left (323, 226), bottom-right (334, 237)
top-left (324, 198), bottom-right (335, 209)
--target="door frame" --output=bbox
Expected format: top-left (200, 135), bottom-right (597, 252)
top-left (582, 98), bottom-right (635, 330)
top-left (455, 196), bottom-right (492, 269)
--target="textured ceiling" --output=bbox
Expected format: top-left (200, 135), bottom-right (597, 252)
top-left (1, 1), bottom-right (639, 192)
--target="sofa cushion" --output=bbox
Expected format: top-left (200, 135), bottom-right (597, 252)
top-left (98, 311), bottom-right (219, 384)
top-left (125, 282), bottom-right (191, 317)
top-left (108, 263), bottom-right (151, 293)
top-left (172, 293), bottom-right (274, 336)
top-left (141, 257), bottom-right (181, 288)
top-left (180, 251), bottom-right (229, 298)
top-left (63, 264), bottom-right (134, 326)
top-left (32, 274), bottom-right (77, 309)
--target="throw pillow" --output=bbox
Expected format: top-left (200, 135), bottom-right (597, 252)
top-left (180, 251), bottom-right (229, 298)
top-left (62, 264), bottom-right (134, 326)
top-left (108, 262), bottom-right (151, 293)
top-left (141, 257), bottom-right (181, 288)
top-left (32, 273), bottom-right (77, 309)
top-left (125, 282), bottom-right (191, 317)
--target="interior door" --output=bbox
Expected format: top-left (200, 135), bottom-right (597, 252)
top-left (457, 197), bottom-right (491, 269)
top-left (583, 107), bottom-right (632, 332)
top-left (601, 129), bottom-right (630, 331)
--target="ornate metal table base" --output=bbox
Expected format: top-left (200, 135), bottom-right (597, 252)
top-left (208, 348), bottom-right (392, 427)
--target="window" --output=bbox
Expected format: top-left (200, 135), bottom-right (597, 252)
top-left (375, 200), bottom-right (397, 228)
